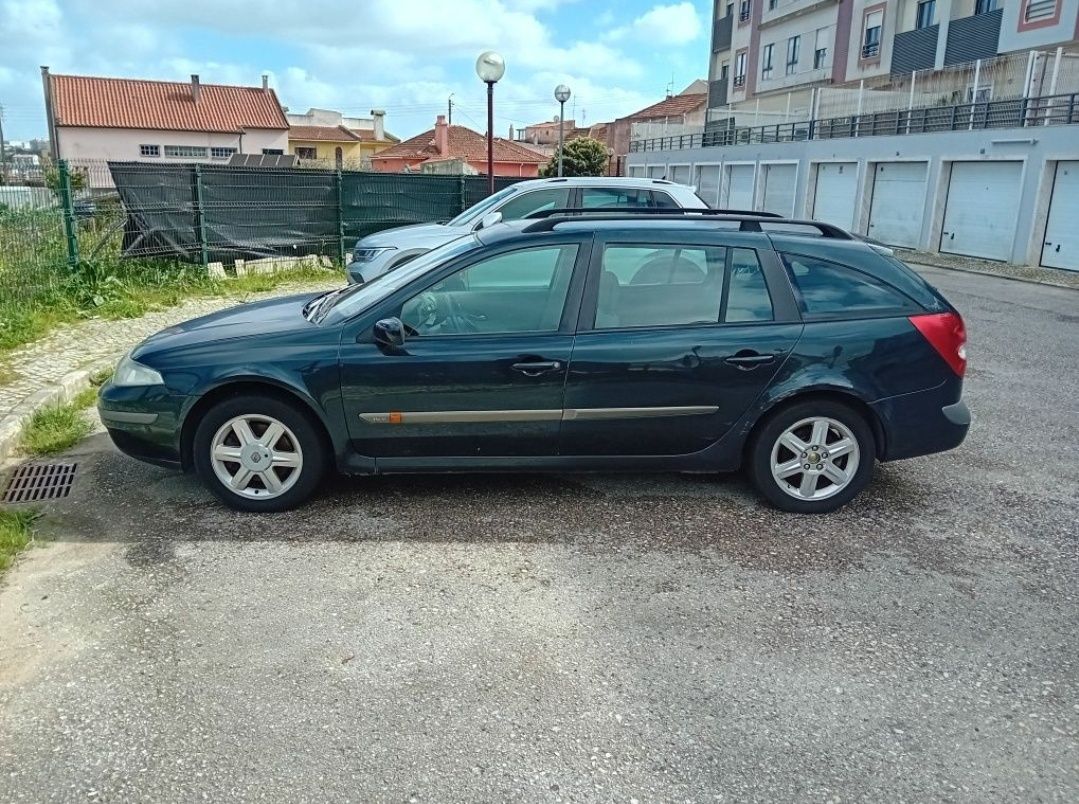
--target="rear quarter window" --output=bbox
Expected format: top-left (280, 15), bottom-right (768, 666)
top-left (781, 252), bottom-right (921, 318)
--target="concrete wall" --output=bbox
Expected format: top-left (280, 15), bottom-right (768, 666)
top-left (999, 0), bottom-right (1079, 52)
top-left (626, 124), bottom-right (1079, 267)
top-left (56, 127), bottom-right (288, 163)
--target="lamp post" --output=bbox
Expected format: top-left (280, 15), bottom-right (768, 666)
top-left (554, 84), bottom-right (571, 177)
top-left (475, 51), bottom-right (505, 194)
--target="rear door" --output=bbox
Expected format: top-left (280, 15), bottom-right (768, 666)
top-left (560, 230), bottom-right (803, 457)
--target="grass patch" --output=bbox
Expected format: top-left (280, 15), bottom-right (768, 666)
top-left (0, 509), bottom-right (38, 574)
top-left (19, 398), bottom-right (94, 456)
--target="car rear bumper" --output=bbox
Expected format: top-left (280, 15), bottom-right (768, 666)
top-left (872, 385), bottom-right (970, 461)
top-left (98, 382), bottom-right (187, 470)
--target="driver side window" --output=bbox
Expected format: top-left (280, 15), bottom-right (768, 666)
top-left (400, 244), bottom-right (579, 336)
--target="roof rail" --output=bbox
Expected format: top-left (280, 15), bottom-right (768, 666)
top-left (521, 209), bottom-right (854, 239)
top-left (525, 207), bottom-right (784, 220)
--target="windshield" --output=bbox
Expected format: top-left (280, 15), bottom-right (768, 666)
top-left (445, 185), bottom-right (519, 228)
top-left (319, 235), bottom-right (482, 323)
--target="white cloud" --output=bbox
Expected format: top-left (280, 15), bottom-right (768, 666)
top-left (606, 2), bottom-right (703, 45)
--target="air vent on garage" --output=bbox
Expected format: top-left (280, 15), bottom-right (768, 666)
top-left (1, 462), bottom-right (78, 504)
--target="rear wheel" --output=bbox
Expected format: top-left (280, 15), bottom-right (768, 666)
top-left (748, 400), bottom-right (874, 514)
top-left (193, 395), bottom-right (327, 512)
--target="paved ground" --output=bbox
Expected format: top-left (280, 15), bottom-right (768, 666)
top-left (0, 275), bottom-right (341, 420)
top-left (0, 267), bottom-right (1076, 803)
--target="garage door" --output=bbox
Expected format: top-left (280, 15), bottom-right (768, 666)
top-left (760, 164), bottom-right (797, 216)
top-left (813, 162), bottom-right (858, 230)
top-left (695, 164), bottom-right (721, 206)
top-left (669, 165), bottom-right (691, 186)
top-left (868, 162), bottom-right (928, 248)
top-left (648, 165), bottom-right (666, 180)
top-left (722, 164), bottom-right (755, 209)
top-left (1042, 161), bottom-right (1079, 272)
top-left (941, 161), bottom-right (1023, 261)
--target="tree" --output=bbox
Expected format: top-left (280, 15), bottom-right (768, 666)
top-left (540, 136), bottom-right (609, 178)
top-left (43, 161), bottom-right (88, 197)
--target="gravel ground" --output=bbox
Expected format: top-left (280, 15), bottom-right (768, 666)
top-left (0, 266), bottom-right (1076, 803)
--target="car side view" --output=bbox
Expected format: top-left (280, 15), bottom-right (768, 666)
top-left (99, 210), bottom-right (970, 514)
top-left (345, 176), bottom-right (708, 284)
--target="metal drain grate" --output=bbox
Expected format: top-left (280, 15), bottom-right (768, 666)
top-left (1, 462), bottom-right (78, 504)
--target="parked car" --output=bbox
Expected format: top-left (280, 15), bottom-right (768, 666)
top-left (345, 177), bottom-right (708, 284)
top-left (99, 211), bottom-right (969, 514)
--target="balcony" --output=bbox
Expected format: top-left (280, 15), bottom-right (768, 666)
top-left (712, 11), bottom-right (733, 52)
top-left (861, 42), bottom-right (880, 60)
top-left (760, 0), bottom-right (840, 28)
top-left (891, 25), bottom-right (938, 74)
top-left (758, 65), bottom-right (830, 92)
top-left (944, 8), bottom-right (1003, 66)
top-left (708, 78), bottom-right (729, 108)
top-left (733, 75), bottom-right (747, 89)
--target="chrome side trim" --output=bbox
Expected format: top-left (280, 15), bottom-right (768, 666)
top-left (562, 406), bottom-right (719, 420)
top-left (360, 410), bottom-right (562, 424)
top-left (98, 409), bottom-right (159, 425)
top-left (359, 406), bottom-right (718, 425)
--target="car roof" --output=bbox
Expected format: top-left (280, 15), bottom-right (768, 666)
top-left (505, 176), bottom-right (693, 192)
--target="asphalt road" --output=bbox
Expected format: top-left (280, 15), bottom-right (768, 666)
top-left (1, 266), bottom-right (1076, 803)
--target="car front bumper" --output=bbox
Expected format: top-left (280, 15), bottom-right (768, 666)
top-left (98, 381), bottom-right (188, 470)
top-left (346, 250), bottom-right (402, 284)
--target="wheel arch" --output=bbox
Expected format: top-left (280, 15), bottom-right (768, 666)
top-left (179, 378), bottom-right (335, 471)
top-left (743, 387), bottom-right (886, 464)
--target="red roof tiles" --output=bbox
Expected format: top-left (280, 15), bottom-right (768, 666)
top-left (49, 73), bottom-right (288, 132)
top-left (375, 124), bottom-right (546, 164)
top-left (627, 92), bottom-right (707, 121)
top-left (289, 124), bottom-right (363, 142)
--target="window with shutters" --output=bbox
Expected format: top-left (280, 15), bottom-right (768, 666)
top-left (1024, 0), bottom-right (1057, 21)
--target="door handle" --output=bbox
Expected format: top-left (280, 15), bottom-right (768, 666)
top-left (724, 352), bottom-right (776, 369)
top-left (511, 360), bottom-right (562, 376)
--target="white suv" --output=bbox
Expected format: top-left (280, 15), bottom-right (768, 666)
top-left (346, 176), bottom-right (708, 284)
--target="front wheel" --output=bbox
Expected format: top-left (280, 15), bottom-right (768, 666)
top-left (747, 400), bottom-right (875, 514)
top-left (193, 395), bottom-right (327, 512)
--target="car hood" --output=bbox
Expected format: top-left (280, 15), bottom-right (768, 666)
top-left (359, 222), bottom-right (471, 251)
top-left (134, 292), bottom-right (321, 357)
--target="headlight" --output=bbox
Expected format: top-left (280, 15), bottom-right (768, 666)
top-left (352, 247), bottom-right (396, 263)
top-left (113, 353), bottom-right (164, 387)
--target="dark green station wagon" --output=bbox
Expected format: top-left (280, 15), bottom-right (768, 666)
top-left (99, 211), bottom-right (969, 514)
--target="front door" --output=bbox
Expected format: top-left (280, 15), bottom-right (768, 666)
top-left (339, 238), bottom-right (588, 459)
top-left (560, 231), bottom-right (802, 457)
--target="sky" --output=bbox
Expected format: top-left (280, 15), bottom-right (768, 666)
top-left (0, 0), bottom-right (711, 142)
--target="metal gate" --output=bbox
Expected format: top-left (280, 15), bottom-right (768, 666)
top-left (868, 162), bottom-right (929, 248)
top-left (940, 161), bottom-right (1023, 261)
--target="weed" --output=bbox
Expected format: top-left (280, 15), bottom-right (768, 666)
top-left (0, 509), bottom-right (38, 573)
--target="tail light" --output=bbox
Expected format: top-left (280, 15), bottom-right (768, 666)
top-left (909, 312), bottom-right (967, 377)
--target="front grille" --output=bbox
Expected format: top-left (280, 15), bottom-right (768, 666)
top-left (1, 462), bottom-right (78, 504)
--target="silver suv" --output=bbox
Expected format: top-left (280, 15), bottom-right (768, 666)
top-left (346, 176), bottom-right (707, 284)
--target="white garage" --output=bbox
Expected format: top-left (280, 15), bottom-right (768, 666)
top-left (868, 162), bottom-right (929, 248)
top-left (760, 164), bottom-right (797, 216)
top-left (1041, 161), bottom-right (1079, 272)
top-left (722, 164), bottom-right (755, 209)
top-left (812, 162), bottom-right (858, 231)
top-left (940, 161), bottom-right (1024, 262)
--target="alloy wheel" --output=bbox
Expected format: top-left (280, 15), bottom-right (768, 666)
top-left (209, 414), bottom-right (304, 500)
top-left (770, 416), bottom-right (860, 502)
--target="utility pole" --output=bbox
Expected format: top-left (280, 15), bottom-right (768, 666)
top-left (0, 104), bottom-right (6, 177)
top-left (447, 94), bottom-right (454, 124)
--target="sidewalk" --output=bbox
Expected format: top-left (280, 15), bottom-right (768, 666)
top-left (896, 249), bottom-right (1079, 290)
top-left (0, 277), bottom-right (340, 458)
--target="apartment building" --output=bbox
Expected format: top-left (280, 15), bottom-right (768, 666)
top-left (707, 0), bottom-right (1079, 127)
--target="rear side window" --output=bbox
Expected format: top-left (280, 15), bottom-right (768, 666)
top-left (594, 245), bottom-right (773, 329)
top-left (782, 253), bottom-right (919, 317)
top-left (581, 187), bottom-right (653, 208)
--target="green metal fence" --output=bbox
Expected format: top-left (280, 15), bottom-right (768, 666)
top-left (0, 159), bottom-right (521, 307)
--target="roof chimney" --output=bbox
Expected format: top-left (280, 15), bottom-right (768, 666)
top-left (370, 109), bottom-right (385, 141)
top-left (434, 114), bottom-right (449, 156)
top-left (191, 74), bottom-right (201, 103)
top-left (262, 74), bottom-right (269, 91)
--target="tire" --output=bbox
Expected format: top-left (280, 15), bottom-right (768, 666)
top-left (747, 399), bottom-right (875, 514)
top-left (193, 394), bottom-right (328, 513)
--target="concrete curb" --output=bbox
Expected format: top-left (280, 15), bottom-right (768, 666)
top-left (0, 354), bottom-right (121, 465)
top-left (903, 259), bottom-right (1078, 292)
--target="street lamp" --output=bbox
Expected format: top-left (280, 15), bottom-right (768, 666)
top-left (475, 51), bottom-right (506, 194)
top-left (554, 84), bottom-right (571, 177)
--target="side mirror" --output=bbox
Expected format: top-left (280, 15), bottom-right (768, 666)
top-left (373, 317), bottom-right (406, 351)
top-left (477, 211), bottom-right (502, 230)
